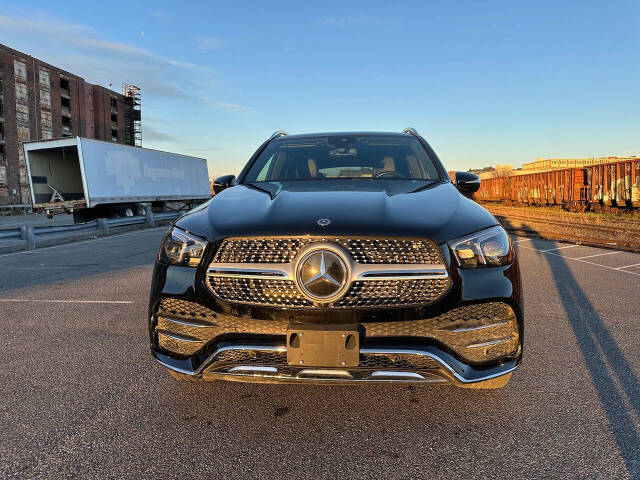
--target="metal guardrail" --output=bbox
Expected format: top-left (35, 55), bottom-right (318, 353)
top-left (0, 210), bottom-right (180, 250)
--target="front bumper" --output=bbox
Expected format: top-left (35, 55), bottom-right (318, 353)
top-left (149, 248), bottom-right (523, 387)
top-left (150, 296), bottom-right (521, 386)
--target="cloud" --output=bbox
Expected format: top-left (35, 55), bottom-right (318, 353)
top-left (69, 37), bottom-right (201, 70)
top-left (208, 100), bottom-right (254, 113)
top-left (0, 10), bottom-right (257, 159)
top-left (0, 13), bottom-right (203, 70)
top-left (139, 80), bottom-right (200, 101)
top-left (321, 15), bottom-right (378, 26)
top-left (197, 35), bottom-right (226, 53)
top-left (143, 82), bottom-right (255, 113)
top-left (185, 147), bottom-right (224, 152)
top-left (149, 10), bottom-right (169, 22)
top-left (142, 124), bottom-right (178, 143)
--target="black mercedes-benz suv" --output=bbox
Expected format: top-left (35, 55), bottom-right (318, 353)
top-left (149, 129), bottom-right (523, 389)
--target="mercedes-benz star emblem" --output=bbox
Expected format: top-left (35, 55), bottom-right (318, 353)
top-left (317, 218), bottom-right (331, 227)
top-left (296, 249), bottom-right (348, 302)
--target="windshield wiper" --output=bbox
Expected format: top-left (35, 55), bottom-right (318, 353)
top-left (245, 182), bottom-right (281, 199)
top-left (410, 180), bottom-right (440, 193)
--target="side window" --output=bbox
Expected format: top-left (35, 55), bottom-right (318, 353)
top-left (255, 153), bottom-right (275, 181)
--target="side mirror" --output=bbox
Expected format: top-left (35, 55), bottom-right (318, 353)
top-left (213, 174), bottom-right (236, 194)
top-left (454, 171), bottom-right (481, 196)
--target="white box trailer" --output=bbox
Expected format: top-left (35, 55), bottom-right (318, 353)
top-left (24, 137), bottom-right (211, 222)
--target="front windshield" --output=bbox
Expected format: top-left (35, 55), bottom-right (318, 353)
top-left (242, 135), bottom-right (441, 183)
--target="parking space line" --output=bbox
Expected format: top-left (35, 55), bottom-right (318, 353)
top-left (574, 251), bottom-right (621, 260)
top-left (616, 262), bottom-right (640, 271)
top-left (541, 245), bottom-right (579, 252)
top-left (2, 265), bottom-right (152, 270)
top-left (0, 299), bottom-right (134, 304)
top-left (517, 243), bottom-right (640, 277)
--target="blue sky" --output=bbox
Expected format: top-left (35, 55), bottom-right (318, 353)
top-left (1, 1), bottom-right (638, 178)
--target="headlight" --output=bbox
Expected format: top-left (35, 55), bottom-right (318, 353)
top-left (158, 227), bottom-right (207, 267)
top-left (448, 225), bottom-right (513, 269)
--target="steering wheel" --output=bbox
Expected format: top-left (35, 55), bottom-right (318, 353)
top-left (375, 171), bottom-right (407, 179)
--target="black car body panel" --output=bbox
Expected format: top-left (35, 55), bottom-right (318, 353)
top-left (176, 181), bottom-right (498, 245)
top-left (148, 131), bottom-right (523, 388)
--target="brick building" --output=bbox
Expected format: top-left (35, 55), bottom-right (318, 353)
top-left (0, 43), bottom-right (141, 206)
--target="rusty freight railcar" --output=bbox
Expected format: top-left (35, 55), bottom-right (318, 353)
top-left (475, 176), bottom-right (510, 203)
top-left (476, 157), bottom-right (639, 211)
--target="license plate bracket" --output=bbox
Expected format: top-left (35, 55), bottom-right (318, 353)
top-left (286, 324), bottom-right (360, 368)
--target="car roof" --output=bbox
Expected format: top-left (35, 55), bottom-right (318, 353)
top-left (272, 131), bottom-right (413, 140)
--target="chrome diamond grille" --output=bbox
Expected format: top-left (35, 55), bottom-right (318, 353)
top-left (213, 238), bottom-right (309, 264)
top-left (206, 236), bottom-right (450, 308)
top-left (339, 238), bottom-right (441, 264)
top-left (208, 350), bottom-right (442, 371)
top-left (208, 277), bottom-right (312, 307)
top-left (213, 237), bottom-right (442, 264)
top-left (334, 278), bottom-right (450, 307)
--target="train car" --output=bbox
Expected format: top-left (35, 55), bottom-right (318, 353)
top-left (475, 157), bottom-right (640, 211)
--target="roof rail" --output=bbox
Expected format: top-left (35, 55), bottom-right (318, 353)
top-left (402, 127), bottom-right (420, 137)
top-left (269, 130), bottom-right (289, 140)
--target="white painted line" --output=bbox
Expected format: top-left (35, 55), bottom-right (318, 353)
top-left (541, 245), bottom-right (580, 252)
top-left (616, 262), bottom-right (640, 270)
top-left (517, 244), bottom-right (640, 277)
top-left (0, 299), bottom-right (134, 304)
top-left (573, 251), bottom-right (621, 260)
top-left (2, 265), bottom-right (152, 270)
top-left (0, 227), bottom-right (168, 259)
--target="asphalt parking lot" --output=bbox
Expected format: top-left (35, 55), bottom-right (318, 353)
top-left (1, 228), bottom-right (639, 479)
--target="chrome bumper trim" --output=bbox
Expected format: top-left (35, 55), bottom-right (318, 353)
top-left (228, 366), bottom-right (278, 373)
top-left (153, 344), bottom-right (517, 384)
top-left (206, 262), bottom-right (448, 281)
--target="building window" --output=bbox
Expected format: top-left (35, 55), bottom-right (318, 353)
top-left (111, 112), bottom-right (118, 122)
top-left (61, 96), bottom-right (71, 117)
top-left (13, 60), bottom-right (27, 81)
top-left (39, 89), bottom-right (51, 107)
top-left (39, 68), bottom-right (50, 87)
top-left (41, 110), bottom-right (52, 129)
top-left (110, 97), bottom-right (118, 109)
top-left (60, 77), bottom-right (70, 97)
top-left (16, 104), bottom-right (29, 124)
top-left (61, 116), bottom-right (72, 135)
top-left (111, 129), bottom-right (118, 141)
top-left (15, 83), bottom-right (28, 102)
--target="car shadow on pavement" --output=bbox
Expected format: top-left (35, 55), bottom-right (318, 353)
top-left (501, 218), bottom-right (640, 478)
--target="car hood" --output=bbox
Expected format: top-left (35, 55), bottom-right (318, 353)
top-left (176, 180), bottom-right (497, 244)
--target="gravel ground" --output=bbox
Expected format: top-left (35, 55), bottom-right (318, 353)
top-left (483, 203), bottom-right (640, 251)
top-left (0, 228), bottom-right (639, 479)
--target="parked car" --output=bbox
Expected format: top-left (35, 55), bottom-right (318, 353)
top-left (148, 129), bottom-right (523, 389)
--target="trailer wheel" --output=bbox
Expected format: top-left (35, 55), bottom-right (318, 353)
top-left (120, 205), bottom-right (135, 217)
top-left (107, 205), bottom-right (133, 218)
top-left (134, 203), bottom-right (147, 216)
